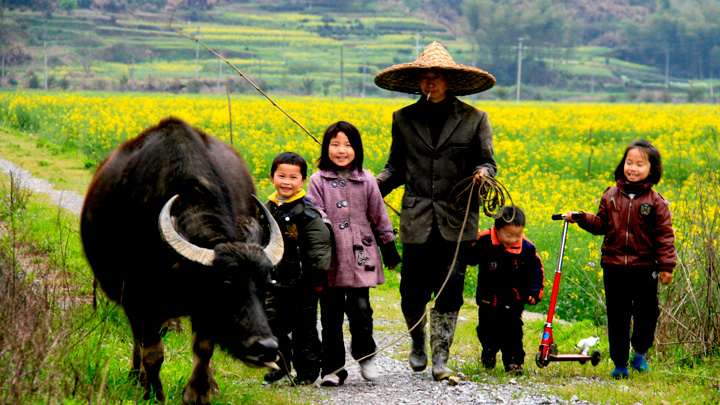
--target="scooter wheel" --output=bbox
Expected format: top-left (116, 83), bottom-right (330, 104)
top-left (535, 351), bottom-right (549, 368)
top-left (591, 349), bottom-right (601, 366)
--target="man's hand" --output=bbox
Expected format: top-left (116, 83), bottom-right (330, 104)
top-left (528, 296), bottom-right (538, 305)
top-left (659, 271), bottom-right (673, 285)
top-left (473, 168), bottom-right (488, 184)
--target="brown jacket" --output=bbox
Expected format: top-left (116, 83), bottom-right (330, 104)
top-left (577, 182), bottom-right (676, 271)
top-left (376, 96), bottom-right (496, 244)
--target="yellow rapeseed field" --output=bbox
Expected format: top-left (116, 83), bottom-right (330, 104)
top-left (1, 90), bottom-right (718, 320)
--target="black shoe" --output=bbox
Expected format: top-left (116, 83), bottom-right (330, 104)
top-left (264, 368), bottom-right (289, 382)
top-left (504, 364), bottom-right (524, 376)
top-left (481, 350), bottom-right (497, 369)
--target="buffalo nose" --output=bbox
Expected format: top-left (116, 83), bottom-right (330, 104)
top-left (248, 337), bottom-right (279, 363)
top-left (257, 337), bottom-right (279, 352)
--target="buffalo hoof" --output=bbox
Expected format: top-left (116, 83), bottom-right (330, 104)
top-left (182, 386), bottom-right (211, 405)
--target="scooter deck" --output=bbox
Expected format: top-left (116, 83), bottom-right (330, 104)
top-left (547, 354), bottom-right (593, 362)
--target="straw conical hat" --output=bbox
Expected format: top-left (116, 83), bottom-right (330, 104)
top-left (374, 41), bottom-right (495, 96)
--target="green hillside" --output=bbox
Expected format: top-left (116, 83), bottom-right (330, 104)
top-left (1, 0), bottom-right (718, 103)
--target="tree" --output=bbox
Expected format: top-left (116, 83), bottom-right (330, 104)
top-left (73, 34), bottom-right (103, 74)
top-left (59, 0), bottom-right (77, 15)
top-left (301, 75), bottom-right (314, 95)
top-left (461, 0), bottom-right (579, 86)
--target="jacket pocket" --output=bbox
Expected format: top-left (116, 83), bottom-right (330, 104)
top-left (402, 196), bottom-right (417, 208)
top-left (449, 141), bottom-right (471, 148)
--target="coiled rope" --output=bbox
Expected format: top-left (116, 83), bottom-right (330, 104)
top-left (448, 175), bottom-right (515, 226)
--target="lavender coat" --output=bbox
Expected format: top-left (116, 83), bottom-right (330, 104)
top-left (307, 168), bottom-right (396, 288)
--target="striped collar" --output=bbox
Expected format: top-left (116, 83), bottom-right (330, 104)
top-left (268, 189), bottom-right (306, 205)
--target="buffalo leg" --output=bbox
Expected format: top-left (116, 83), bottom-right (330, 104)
top-left (183, 331), bottom-right (216, 405)
top-left (129, 317), bottom-right (166, 403)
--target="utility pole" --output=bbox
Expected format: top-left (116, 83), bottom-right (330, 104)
top-left (217, 57), bottom-right (222, 93)
top-left (361, 45), bottom-right (367, 98)
top-left (281, 38), bottom-right (287, 86)
top-left (195, 26), bottom-right (202, 80)
top-left (664, 48), bottom-right (669, 89)
top-left (472, 43), bottom-right (477, 103)
top-left (515, 37), bottom-right (524, 103)
top-left (43, 25), bottom-right (48, 90)
top-left (44, 40), bottom-right (48, 90)
top-left (415, 30), bottom-right (420, 58)
top-left (711, 76), bottom-right (714, 103)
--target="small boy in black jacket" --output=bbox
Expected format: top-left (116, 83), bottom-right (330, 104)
top-left (468, 206), bottom-right (544, 375)
top-left (264, 152), bottom-right (332, 385)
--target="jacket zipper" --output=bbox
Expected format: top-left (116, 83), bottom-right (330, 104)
top-left (625, 193), bottom-right (635, 266)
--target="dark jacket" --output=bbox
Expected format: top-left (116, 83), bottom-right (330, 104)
top-left (376, 95), bottom-right (496, 244)
top-left (265, 190), bottom-right (332, 288)
top-left (468, 227), bottom-right (545, 308)
top-left (577, 182), bottom-right (676, 272)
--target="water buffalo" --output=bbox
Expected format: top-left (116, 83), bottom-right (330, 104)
top-left (80, 116), bottom-right (283, 404)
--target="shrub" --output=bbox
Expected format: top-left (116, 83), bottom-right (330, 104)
top-left (657, 156), bottom-right (720, 359)
top-left (27, 74), bottom-right (40, 89)
top-left (187, 79), bottom-right (203, 93)
top-left (686, 86), bottom-right (706, 103)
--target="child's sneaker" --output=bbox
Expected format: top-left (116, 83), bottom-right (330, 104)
top-left (504, 364), bottom-right (524, 376)
top-left (630, 352), bottom-right (649, 372)
top-left (360, 358), bottom-right (379, 381)
top-left (320, 374), bottom-right (341, 387)
top-left (611, 366), bottom-right (629, 379)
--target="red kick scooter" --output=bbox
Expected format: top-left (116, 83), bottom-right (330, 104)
top-left (535, 213), bottom-right (601, 368)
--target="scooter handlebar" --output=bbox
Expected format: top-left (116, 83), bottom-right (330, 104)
top-left (552, 213), bottom-right (584, 221)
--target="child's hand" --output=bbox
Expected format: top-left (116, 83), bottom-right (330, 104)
top-left (659, 270), bottom-right (673, 285)
top-left (387, 264), bottom-right (398, 270)
top-left (528, 296), bottom-right (537, 305)
top-left (563, 212), bottom-right (582, 223)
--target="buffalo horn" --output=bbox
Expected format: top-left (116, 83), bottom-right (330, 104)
top-left (251, 195), bottom-right (284, 266)
top-left (159, 195), bottom-right (216, 266)
top-left (264, 362), bottom-right (281, 370)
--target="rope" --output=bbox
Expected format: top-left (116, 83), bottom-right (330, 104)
top-left (324, 181), bottom-right (477, 379)
top-left (447, 175), bottom-right (514, 228)
top-left (167, 10), bottom-right (321, 146)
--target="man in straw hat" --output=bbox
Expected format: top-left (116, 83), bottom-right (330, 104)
top-left (374, 41), bottom-right (497, 381)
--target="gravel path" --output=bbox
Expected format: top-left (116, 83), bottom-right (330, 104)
top-left (310, 336), bottom-right (582, 405)
top-left (1, 156), bottom-right (597, 404)
top-left (0, 157), bottom-right (85, 215)
top-left (259, 317), bottom-right (599, 405)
